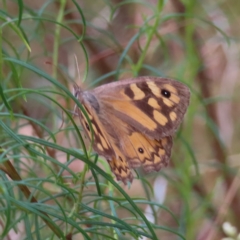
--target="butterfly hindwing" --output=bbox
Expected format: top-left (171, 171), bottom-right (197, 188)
top-left (106, 133), bottom-right (172, 184)
top-left (107, 146), bottom-right (134, 185)
top-left (103, 114), bottom-right (173, 183)
top-left (123, 133), bottom-right (173, 173)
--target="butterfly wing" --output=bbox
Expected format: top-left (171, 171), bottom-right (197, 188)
top-left (107, 135), bottom-right (173, 184)
top-left (75, 93), bottom-right (134, 183)
top-left (75, 90), bottom-right (116, 158)
top-left (107, 148), bottom-right (134, 185)
top-left (92, 76), bottom-right (190, 139)
top-left (123, 133), bottom-right (173, 173)
top-left (101, 113), bottom-right (173, 183)
top-left (75, 76), bottom-right (189, 184)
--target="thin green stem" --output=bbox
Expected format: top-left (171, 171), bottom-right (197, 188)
top-left (133, 0), bottom-right (163, 75)
top-left (0, 27), bottom-right (2, 80)
top-left (69, 162), bottom-right (89, 234)
top-left (52, 0), bottom-right (66, 78)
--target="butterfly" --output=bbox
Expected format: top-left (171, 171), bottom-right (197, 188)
top-left (74, 76), bottom-right (190, 185)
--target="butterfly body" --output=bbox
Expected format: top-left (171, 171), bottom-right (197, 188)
top-left (75, 76), bottom-right (190, 184)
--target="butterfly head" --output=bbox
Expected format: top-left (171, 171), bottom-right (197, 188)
top-left (72, 84), bottom-right (83, 117)
top-left (73, 83), bottom-right (83, 99)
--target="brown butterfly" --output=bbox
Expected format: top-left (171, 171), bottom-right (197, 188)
top-left (74, 76), bottom-right (190, 184)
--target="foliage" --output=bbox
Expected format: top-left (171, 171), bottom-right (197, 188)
top-left (0, 0), bottom-right (239, 239)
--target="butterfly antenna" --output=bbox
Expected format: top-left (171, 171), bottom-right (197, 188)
top-left (72, 54), bottom-right (83, 96)
top-left (74, 54), bottom-right (81, 84)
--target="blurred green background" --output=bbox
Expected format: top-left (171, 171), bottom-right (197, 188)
top-left (0, 0), bottom-right (240, 239)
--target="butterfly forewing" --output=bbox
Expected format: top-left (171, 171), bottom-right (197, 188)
top-left (75, 92), bottom-right (116, 158)
top-left (92, 77), bottom-right (190, 139)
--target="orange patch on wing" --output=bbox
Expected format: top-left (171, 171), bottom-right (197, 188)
top-left (100, 135), bottom-right (108, 149)
top-left (153, 154), bottom-right (161, 164)
top-left (170, 94), bottom-right (180, 104)
top-left (130, 83), bottom-right (145, 100)
top-left (97, 143), bottom-right (103, 151)
top-left (147, 81), bottom-right (161, 97)
top-left (111, 101), bottom-right (157, 131)
top-left (170, 111), bottom-right (177, 121)
top-left (162, 98), bottom-right (173, 107)
top-left (153, 110), bottom-right (168, 126)
top-left (158, 148), bottom-right (165, 155)
top-left (148, 97), bottom-right (161, 109)
top-left (163, 84), bottom-right (177, 94)
top-left (92, 124), bottom-right (97, 133)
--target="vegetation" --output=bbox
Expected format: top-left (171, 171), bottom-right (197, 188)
top-left (0, 0), bottom-right (239, 239)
